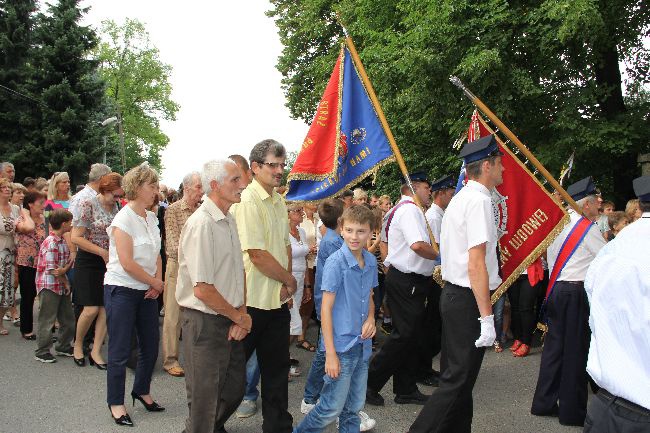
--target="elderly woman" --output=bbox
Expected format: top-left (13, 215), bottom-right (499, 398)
top-left (46, 172), bottom-right (72, 209)
top-left (11, 183), bottom-right (26, 207)
top-left (71, 173), bottom-right (123, 369)
top-left (104, 163), bottom-right (164, 427)
top-left (0, 178), bottom-right (22, 335)
top-left (15, 191), bottom-right (47, 339)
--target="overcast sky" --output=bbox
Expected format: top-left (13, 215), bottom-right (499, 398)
top-left (82, 0), bottom-right (309, 188)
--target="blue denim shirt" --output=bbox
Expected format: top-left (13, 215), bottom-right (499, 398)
top-left (314, 228), bottom-right (344, 320)
top-left (320, 243), bottom-right (378, 361)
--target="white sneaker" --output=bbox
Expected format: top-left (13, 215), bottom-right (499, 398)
top-left (336, 411), bottom-right (377, 431)
top-left (289, 365), bottom-right (302, 377)
top-left (300, 399), bottom-right (315, 414)
top-left (359, 411), bottom-right (377, 431)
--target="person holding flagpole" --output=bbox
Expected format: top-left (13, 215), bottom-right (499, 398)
top-left (409, 135), bottom-right (503, 433)
top-left (531, 176), bottom-right (606, 427)
top-left (366, 172), bottom-right (438, 406)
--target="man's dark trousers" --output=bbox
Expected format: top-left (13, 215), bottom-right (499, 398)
top-left (416, 279), bottom-right (442, 379)
top-left (409, 283), bottom-right (486, 433)
top-left (244, 304), bottom-right (293, 433)
top-left (531, 281), bottom-right (590, 426)
top-left (368, 267), bottom-right (428, 396)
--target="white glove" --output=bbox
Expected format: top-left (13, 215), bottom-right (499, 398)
top-left (474, 315), bottom-right (496, 348)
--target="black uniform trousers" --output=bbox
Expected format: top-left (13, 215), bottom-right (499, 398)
top-left (416, 279), bottom-right (442, 379)
top-left (367, 267), bottom-right (428, 396)
top-left (531, 281), bottom-right (591, 426)
top-left (584, 389), bottom-right (650, 433)
top-left (244, 305), bottom-right (293, 433)
top-left (409, 283), bottom-right (485, 433)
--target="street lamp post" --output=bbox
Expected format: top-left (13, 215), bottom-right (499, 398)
top-left (100, 116), bottom-right (119, 169)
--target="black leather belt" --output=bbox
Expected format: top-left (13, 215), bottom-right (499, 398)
top-left (598, 389), bottom-right (650, 416)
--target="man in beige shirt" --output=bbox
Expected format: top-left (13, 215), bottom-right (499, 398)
top-left (161, 171), bottom-right (202, 377)
top-left (176, 159), bottom-right (251, 433)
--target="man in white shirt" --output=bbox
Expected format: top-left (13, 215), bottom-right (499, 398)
top-left (531, 176), bottom-right (606, 427)
top-left (409, 135), bottom-right (503, 433)
top-left (175, 159), bottom-right (251, 433)
top-left (417, 174), bottom-right (456, 385)
top-left (582, 175), bottom-right (650, 433)
top-left (366, 172), bottom-right (439, 406)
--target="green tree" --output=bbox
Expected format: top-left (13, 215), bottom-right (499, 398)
top-left (268, 0), bottom-right (649, 204)
top-left (94, 18), bottom-right (179, 172)
top-left (0, 0), bottom-right (38, 161)
top-left (4, 0), bottom-right (110, 184)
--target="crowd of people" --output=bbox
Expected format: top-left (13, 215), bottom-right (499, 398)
top-left (0, 134), bottom-right (648, 433)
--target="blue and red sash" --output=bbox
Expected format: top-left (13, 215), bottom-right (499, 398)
top-left (544, 216), bottom-right (593, 301)
top-left (383, 200), bottom-right (415, 240)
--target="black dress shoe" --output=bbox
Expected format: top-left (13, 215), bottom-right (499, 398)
top-left (365, 388), bottom-right (385, 406)
top-left (108, 406), bottom-right (134, 427)
top-left (394, 389), bottom-right (429, 405)
top-left (89, 355), bottom-right (107, 370)
top-left (131, 392), bottom-right (165, 412)
top-left (73, 357), bottom-right (86, 367)
top-left (417, 374), bottom-right (439, 387)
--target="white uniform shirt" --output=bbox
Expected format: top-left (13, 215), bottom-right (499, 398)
top-left (585, 212), bottom-right (650, 409)
top-left (425, 203), bottom-right (444, 266)
top-left (104, 205), bottom-right (161, 291)
top-left (441, 180), bottom-right (501, 291)
top-left (383, 195), bottom-right (435, 277)
top-left (547, 210), bottom-right (606, 281)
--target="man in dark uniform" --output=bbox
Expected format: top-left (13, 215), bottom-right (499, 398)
top-left (366, 172), bottom-right (439, 406)
top-left (416, 175), bottom-right (456, 385)
top-left (531, 176), bottom-right (606, 426)
top-left (409, 136), bottom-right (503, 433)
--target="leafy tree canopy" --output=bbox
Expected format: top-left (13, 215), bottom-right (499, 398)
top-left (95, 18), bottom-right (180, 172)
top-left (268, 0), bottom-right (649, 205)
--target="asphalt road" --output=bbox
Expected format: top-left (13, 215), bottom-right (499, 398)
top-left (0, 315), bottom-right (586, 433)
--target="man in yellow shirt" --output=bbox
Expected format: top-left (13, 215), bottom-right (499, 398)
top-left (231, 139), bottom-right (297, 433)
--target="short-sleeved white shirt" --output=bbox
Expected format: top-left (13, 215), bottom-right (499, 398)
top-left (425, 203), bottom-right (444, 266)
top-left (104, 205), bottom-right (161, 291)
top-left (441, 180), bottom-right (501, 290)
top-left (383, 195), bottom-right (435, 277)
top-left (547, 210), bottom-right (605, 281)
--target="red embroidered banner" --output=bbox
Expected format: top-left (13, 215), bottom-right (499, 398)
top-left (469, 114), bottom-right (569, 301)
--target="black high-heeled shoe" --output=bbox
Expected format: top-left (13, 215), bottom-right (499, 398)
top-left (108, 405), bottom-right (134, 427)
top-left (131, 391), bottom-right (165, 412)
top-left (73, 356), bottom-right (86, 367)
top-left (89, 354), bottom-right (107, 370)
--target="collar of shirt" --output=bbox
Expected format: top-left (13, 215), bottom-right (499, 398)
top-left (398, 194), bottom-right (413, 204)
top-left (465, 180), bottom-right (491, 197)
top-left (322, 227), bottom-right (342, 243)
top-left (429, 203), bottom-right (444, 217)
top-left (642, 212), bottom-right (650, 219)
top-left (340, 242), bottom-right (372, 270)
top-left (250, 178), bottom-right (282, 204)
top-left (201, 197), bottom-right (229, 223)
top-left (180, 198), bottom-right (193, 213)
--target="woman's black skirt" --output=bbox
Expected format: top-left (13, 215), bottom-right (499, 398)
top-left (72, 249), bottom-right (107, 307)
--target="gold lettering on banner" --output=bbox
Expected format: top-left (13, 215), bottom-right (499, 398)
top-left (508, 208), bottom-right (549, 251)
top-left (316, 101), bottom-right (329, 127)
top-left (349, 147), bottom-right (372, 167)
top-left (302, 137), bottom-right (314, 150)
top-left (499, 244), bottom-right (512, 266)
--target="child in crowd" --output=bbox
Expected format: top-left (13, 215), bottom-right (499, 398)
top-left (606, 211), bottom-right (629, 240)
top-left (34, 209), bottom-right (75, 363)
top-left (294, 205), bottom-right (378, 433)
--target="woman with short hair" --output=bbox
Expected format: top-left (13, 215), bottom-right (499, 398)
top-left (46, 172), bottom-right (72, 209)
top-left (15, 191), bottom-right (47, 339)
top-left (10, 183), bottom-right (27, 207)
top-left (104, 163), bottom-right (164, 426)
top-left (71, 173), bottom-right (123, 369)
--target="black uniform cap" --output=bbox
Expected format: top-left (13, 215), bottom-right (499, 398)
top-left (430, 175), bottom-right (456, 192)
top-left (401, 171), bottom-right (430, 185)
top-left (566, 176), bottom-right (597, 201)
top-left (458, 135), bottom-right (503, 165)
top-left (633, 175), bottom-right (650, 202)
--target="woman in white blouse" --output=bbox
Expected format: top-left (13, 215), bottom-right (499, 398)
top-left (104, 163), bottom-right (165, 427)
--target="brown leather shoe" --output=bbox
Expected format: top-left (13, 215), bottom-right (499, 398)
top-left (166, 366), bottom-right (185, 377)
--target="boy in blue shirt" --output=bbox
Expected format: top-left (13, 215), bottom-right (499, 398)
top-left (295, 205), bottom-right (378, 433)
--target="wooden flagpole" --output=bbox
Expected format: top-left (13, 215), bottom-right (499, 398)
top-left (345, 35), bottom-right (439, 255)
top-left (449, 76), bottom-right (582, 214)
